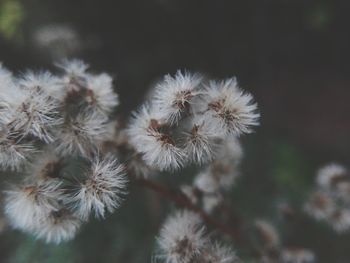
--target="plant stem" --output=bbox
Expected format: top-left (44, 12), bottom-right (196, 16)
top-left (134, 177), bottom-right (245, 244)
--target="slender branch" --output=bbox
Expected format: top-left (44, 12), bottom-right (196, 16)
top-left (134, 177), bottom-right (245, 244)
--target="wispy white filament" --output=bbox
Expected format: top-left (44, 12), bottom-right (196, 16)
top-left (70, 155), bottom-right (127, 220)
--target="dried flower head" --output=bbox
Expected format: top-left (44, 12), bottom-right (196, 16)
top-left (327, 209), bottom-right (350, 233)
top-left (0, 126), bottom-right (35, 170)
top-left (203, 78), bottom-right (259, 136)
top-left (304, 191), bottom-right (335, 220)
top-left (70, 155), bottom-right (127, 220)
top-left (55, 59), bottom-right (90, 102)
top-left (156, 210), bottom-right (208, 263)
top-left (0, 64), bottom-right (23, 112)
top-left (55, 111), bottom-right (109, 156)
top-left (57, 59), bottom-right (89, 81)
top-left (183, 119), bottom-right (219, 164)
top-left (317, 163), bottom-right (348, 190)
top-left (4, 181), bottom-right (63, 232)
top-left (86, 73), bottom-right (119, 115)
top-left (128, 105), bottom-right (185, 171)
top-left (204, 243), bottom-right (240, 263)
top-left (27, 149), bottom-right (63, 182)
top-left (34, 209), bottom-right (81, 244)
top-left (153, 71), bottom-right (202, 124)
top-left (8, 72), bottom-right (63, 142)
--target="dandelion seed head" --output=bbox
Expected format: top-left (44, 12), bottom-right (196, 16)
top-left (183, 119), bottom-right (218, 165)
top-left (0, 128), bottom-right (35, 170)
top-left (86, 73), bottom-right (119, 115)
top-left (55, 111), bottom-right (109, 156)
top-left (128, 105), bottom-right (185, 171)
top-left (8, 74), bottom-right (63, 142)
top-left (327, 209), bottom-right (350, 233)
top-left (205, 243), bottom-right (240, 263)
top-left (215, 136), bottom-right (243, 167)
top-left (4, 181), bottom-right (63, 232)
top-left (18, 70), bottom-right (64, 100)
top-left (316, 164), bottom-right (350, 201)
top-left (194, 169), bottom-right (221, 194)
top-left (57, 59), bottom-right (89, 78)
top-left (0, 65), bottom-right (26, 117)
top-left (153, 71), bottom-right (202, 124)
top-left (27, 149), bottom-right (63, 182)
top-left (317, 163), bottom-right (348, 189)
top-left (56, 59), bottom-right (90, 97)
top-left (157, 210), bottom-right (208, 263)
top-left (35, 209), bottom-right (81, 244)
top-left (304, 191), bottom-right (335, 220)
top-left (204, 78), bottom-right (259, 136)
top-left (70, 155), bottom-right (127, 220)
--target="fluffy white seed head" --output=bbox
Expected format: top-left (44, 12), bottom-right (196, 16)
top-left (317, 163), bottom-right (348, 189)
top-left (215, 136), bottom-right (243, 167)
top-left (194, 169), bottom-right (222, 194)
top-left (0, 63), bottom-right (13, 89)
top-left (20, 70), bottom-right (64, 100)
top-left (194, 162), bottom-right (239, 194)
top-left (327, 209), bottom-right (350, 233)
top-left (193, 136), bottom-right (242, 194)
top-left (27, 149), bottom-right (63, 182)
top-left (8, 72), bottom-right (63, 142)
top-left (70, 155), bottom-right (127, 220)
top-left (203, 78), bottom-right (259, 136)
top-left (55, 111), bottom-right (109, 156)
top-left (0, 65), bottom-right (26, 122)
top-left (205, 243), bottom-right (240, 263)
top-left (316, 164), bottom-right (350, 201)
top-left (304, 191), bottom-right (335, 220)
top-left (128, 105), bottom-right (185, 171)
top-left (34, 209), bottom-right (81, 244)
top-left (156, 210), bottom-right (208, 263)
top-left (86, 73), bottom-right (119, 115)
top-left (18, 70), bottom-right (60, 93)
top-left (57, 59), bottom-right (89, 79)
top-left (4, 181), bottom-right (63, 232)
top-left (183, 119), bottom-right (219, 165)
top-left (153, 71), bottom-right (202, 124)
top-left (56, 59), bottom-right (90, 99)
top-left (0, 127), bottom-right (35, 170)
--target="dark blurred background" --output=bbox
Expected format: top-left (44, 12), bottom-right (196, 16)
top-left (0, 0), bottom-right (350, 262)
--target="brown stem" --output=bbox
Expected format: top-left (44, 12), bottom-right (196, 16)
top-left (134, 177), bottom-right (245, 244)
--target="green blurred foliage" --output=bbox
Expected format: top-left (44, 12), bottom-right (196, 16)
top-left (270, 142), bottom-right (313, 200)
top-left (0, 0), bottom-right (24, 40)
top-left (307, 3), bottom-right (333, 31)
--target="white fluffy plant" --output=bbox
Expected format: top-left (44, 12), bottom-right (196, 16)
top-left (1, 60), bottom-right (126, 244)
top-left (127, 71), bottom-right (259, 171)
top-left (1, 60), bottom-right (260, 262)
